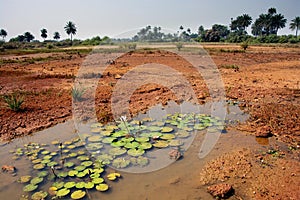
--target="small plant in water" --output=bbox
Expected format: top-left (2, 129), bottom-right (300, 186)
top-left (71, 86), bottom-right (85, 101)
top-left (120, 116), bottom-right (132, 137)
top-left (3, 92), bottom-right (24, 111)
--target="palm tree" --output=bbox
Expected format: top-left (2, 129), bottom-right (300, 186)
top-left (238, 14), bottom-right (252, 31)
top-left (0, 29), bottom-right (8, 41)
top-left (290, 16), bottom-right (300, 37)
top-left (64, 21), bottom-right (77, 44)
top-left (24, 32), bottom-right (34, 42)
top-left (53, 32), bottom-right (60, 40)
top-left (40, 28), bottom-right (47, 41)
top-left (270, 14), bottom-right (287, 35)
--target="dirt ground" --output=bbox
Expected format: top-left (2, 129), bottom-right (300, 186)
top-left (0, 44), bottom-right (299, 199)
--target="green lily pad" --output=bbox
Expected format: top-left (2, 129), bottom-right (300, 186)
top-left (150, 132), bottom-right (162, 138)
top-left (51, 140), bottom-right (60, 145)
top-left (56, 188), bottom-right (70, 197)
top-left (96, 183), bottom-right (109, 192)
top-left (127, 148), bottom-right (145, 157)
top-left (124, 142), bottom-right (139, 149)
top-left (23, 184), bottom-right (38, 192)
top-left (92, 168), bottom-right (104, 174)
top-left (68, 170), bottom-right (79, 177)
top-left (153, 141), bottom-right (169, 148)
top-left (37, 171), bottom-right (48, 177)
top-left (160, 134), bottom-right (175, 140)
top-left (148, 126), bottom-right (162, 132)
top-left (109, 148), bottom-right (127, 156)
top-left (58, 171), bottom-right (68, 178)
top-left (64, 182), bottom-right (76, 189)
top-left (151, 121), bottom-right (165, 126)
top-left (161, 127), bottom-right (174, 133)
top-left (32, 159), bottom-right (42, 164)
top-left (67, 145), bottom-right (76, 149)
top-left (31, 191), bottom-right (48, 200)
top-left (88, 135), bottom-right (102, 142)
top-left (194, 124), bottom-right (206, 130)
top-left (81, 161), bottom-right (93, 167)
top-left (84, 182), bottom-right (95, 189)
top-left (135, 137), bottom-right (149, 143)
top-left (52, 182), bottom-right (65, 189)
top-left (33, 163), bottom-right (45, 170)
top-left (19, 175), bottom-right (31, 183)
top-left (100, 131), bottom-right (112, 136)
top-left (107, 172), bottom-right (121, 181)
top-left (64, 162), bottom-right (75, 168)
top-left (43, 155), bottom-right (52, 160)
top-left (41, 150), bottom-right (50, 155)
top-left (90, 173), bottom-right (100, 179)
top-left (112, 158), bottom-right (130, 168)
top-left (62, 149), bottom-right (70, 153)
top-left (138, 142), bottom-right (153, 150)
top-left (97, 154), bottom-right (114, 164)
top-left (169, 139), bottom-right (183, 146)
top-left (76, 171), bottom-right (87, 178)
top-left (106, 125), bottom-right (119, 131)
top-left (41, 159), bottom-right (51, 164)
top-left (91, 128), bottom-right (102, 133)
top-left (77, 150), bottom-right (86, 155)
top-left (75, 182), bottom-right (86, 189)
top-left (50, 152), bottom-right (58, 156)
top-left (30, 177), bottom-right (43, 185)
top-left (68, 152), bottom-right (78, 158)
top-left (77, 155), bottom-right (89, 161)
top-left (102, 137), bottom-right (117, 144)
top-left (111, 131), bottom-right (127, 138)
top-left (91, 122), bottom-right (103, 128)
top-left (111, 140), bottom-right (126, 147)
top-left (47, 161), bottom-right (58, 167)
top-left (92, 177), bottom-right (104, 184)
top-left (71, 190), bottom-right (86, 199)
top-left (121, 137), bottom-right (135, 143)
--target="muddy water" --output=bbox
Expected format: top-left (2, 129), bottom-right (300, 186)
top-left (0, 104), bottom-right (266, 200)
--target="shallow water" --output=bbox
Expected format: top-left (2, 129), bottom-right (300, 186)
top-left (0, 102), bottom-right (267, 200)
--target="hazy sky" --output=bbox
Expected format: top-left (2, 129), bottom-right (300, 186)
top-left (0, 0), bottom-right (299, 40)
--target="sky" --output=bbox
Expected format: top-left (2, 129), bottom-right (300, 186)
top-left (0, 0), bottom-right (299, 41)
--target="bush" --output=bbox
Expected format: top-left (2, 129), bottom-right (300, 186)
top-left (240, 42), bottom-right (249, 50)
top-left (71, 87), bottom-right (85, 101)
top-left (3, 92), bottom-right (24, 111)
top-left (176, 43), bottom-right (183, 51)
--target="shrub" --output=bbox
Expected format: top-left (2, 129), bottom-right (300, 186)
top-left (71, 87), bottom-right (85, 101)
top-left (240, 42), bottom-right (249, 50)
top-left (3, 92), bottom-right (24, 111)
top-left (176, 43), bottom-right (183, 51)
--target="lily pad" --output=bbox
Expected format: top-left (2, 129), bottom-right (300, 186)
top-left (176, 131), bottom-right (190, 138)
top-left (77, 155), bottom-right (89, 161)
top-left (96, 183), bottom-right (109, 192)
top-left (111, 140), bottom-right (126, 147)
top-left (92, 168), bottom-right (104, 174)
top-left (124, 142), bottom-right (139, 149)
top-left (84, 182), bottom-right (95, 189)
top-left (90, 128), bottom-right (102, 133)
top-left (32, 159), bottom-right (42, 164)
top-left (153, 141), bottom-right (169, 148)
top-left (81, 161), bottom-right (93, 167)
top-left (137, 156), bottom-right (149, 167)
top-left (68, 170), bottom-right (78, 177)
top-left (121, 137), bottom-right (135, 143)
top-left (23, 184), bottom-right (38, 192)
top-left (92, 177), bottom-right (104, 184)
top-left (109, 148), bottom-right (127, 156)
top-left (168, 140), bottom-right (183, 146)
top-left (41, 150), bottom-right (50, 155)
top-left (127, 148), bottom-right (145, 157)
top-left (58, 171), bottom-right (68, 178)
top-left (112, 158), bottom-right (130, 168)
top-left (67, 145), bottom-right (76, 149)
top-left (76, 171), bottom-right (87, 178)
top-left (19, 175), bottom-right (31, 183)
top-left (97, 154), bottom-right (114, 164)
top-left (138, 142), bottom-right (152, 150)
top-left (75, 182), bottom-right (85, 189)
top-left (41, 159), bottom-right (51, 164)
top-left (31, 191), bottom-right (48, 200)
top-left (43, 155), bottom-right (52, 160)
top-left (135, 137), bottom-right (149, 143)
top-left (52, 182), bottom-right (65, 189)
top-left (71, 190), bottom-right (86, 199)
top-left (107, 172), bottom-right (121, 181)
top-left (160, 134), bottom-right (175, 140)
top-left (148, 126), bottom-right (161, 132)
top-left (47, 161), bottom-right (58, 167)
top-left (111, 131), bottom-right (127, 138)
top-left (64, 162), bottom-right (75, 168)
top-left (64, 182), bottom-right (76, 189)
top-left (30, 177), bottom-right (43, 185)
top-left (161, 127), bottom-right (174, 133)
top-left (102, 137), bottom-right (117, 144)
top-left (56, 188), bottom-right (70, 197)
top-left (33, 163), bottom-right (45, 170)
top-left (37, 171), bottom-right (48, 177)
top-left (68, 152), bottom-right (78, 158)
top-left (88, 135), bottom-right (102, 142)
top-left (91, 122), bottom-right (103, 128)
top-left (100, 131), bottom-right (112, 136)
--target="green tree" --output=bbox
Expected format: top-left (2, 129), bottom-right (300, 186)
top-left (0, 29), bottom-right (8, 41)
top-left (40, 28), bottom-right (47, 41)
top-left (230, 14), bottom-right (252, 34)
top-left (53, 32), bottom-right (60, 40)
top-left (24, 32), bottom-right (34, 42)
top-left (64, 21), bottom-right (77, 44)
top-left (289, 16), bottom-right (300, 37)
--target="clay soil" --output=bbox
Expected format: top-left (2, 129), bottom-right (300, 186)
top-left (0, 44), bottom-right (299, 199)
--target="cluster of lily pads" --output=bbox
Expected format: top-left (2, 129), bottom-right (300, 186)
top-left (82, 113), bottom-right (224, 169)
top-left (10, 137), bottom-right (121, 200)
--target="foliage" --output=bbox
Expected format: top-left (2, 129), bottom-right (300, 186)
top-left (40, 28), bottom-right (47, 41)
top-left (230, 14), bottom-right (252, 34)
top-left (3, 92), bottom-right (24, 111)
top-left (71, 87), bottom-right (85, 102)
top-left (53, 32), bottom-right (60, 41)
top-left (290, 16), bottom-right (300, 37)
top-left (0, 29), bottom-right (8, 40)
top-left (64, 21), bottom-right (77, 44)
top-left (176, 43), bottom-right (183, 51)
top-left (240, 41), bottom-right (249, 50)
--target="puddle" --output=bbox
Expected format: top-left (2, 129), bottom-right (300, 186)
top-left (0, 101), bottom-right (264, 200)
